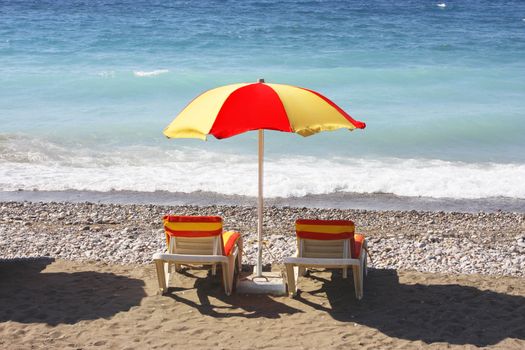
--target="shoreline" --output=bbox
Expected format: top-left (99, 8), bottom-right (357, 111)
top-left (2, 189), bottom-right (525, 213)
top-left (1, 201), bottom-right (523, 277)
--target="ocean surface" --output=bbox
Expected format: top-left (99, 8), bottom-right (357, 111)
top-left (1, 0), bottom-right (525, 210)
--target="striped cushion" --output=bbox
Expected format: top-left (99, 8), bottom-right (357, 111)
top-left (353, 233), bottom-right (365, 259)
top-left (295, 219), bottom-right (355, 240)
top-left (222, 230), bottom-right (241, 256)
top-left (163, 215), bottom-right (240, 256)
top-left (163, 215), bottom-right (223, 246)
top-left (163, 215), bottom-right (222, 237)
top-left (296, 219), bottom-right (358, 258)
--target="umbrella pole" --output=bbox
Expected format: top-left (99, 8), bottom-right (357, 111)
top-left (256, 129), bottom-right (264, 277)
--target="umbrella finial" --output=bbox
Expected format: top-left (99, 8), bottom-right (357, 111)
top-left (258, 78), bottom-right (265, 83)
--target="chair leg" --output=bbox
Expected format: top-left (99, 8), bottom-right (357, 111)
top-left (363, 241), bottom-right (368, 277)
top-left (298, 266), bottom-right (307, 277)
top-left (352, 265), bottom-right (361, 300)
top-left (343, 267), bottom-right (348, 279)
top-left (221, 262), bottom-right (231, 296)
top-left (212, 263), bottom-right (217, 276)
top-left (237, 238), bottom-right (243, 271)
top-left (155, 260), bottom-right (169, 295)
top-left (227, 255), bottom-right (236, 294)
top-left (285, 264), bottom-right (298, 297)
top-left (359, 263), bottom-right (364, 299)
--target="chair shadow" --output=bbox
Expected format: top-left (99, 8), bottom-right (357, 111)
top-left (164, 268), bottom-right (302, 319)
top-left (294, 268), bottom-right (525, 347)
top-left (0, 257), bottom-right (146, 326)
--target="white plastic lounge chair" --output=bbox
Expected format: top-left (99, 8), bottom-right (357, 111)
top-left (152, 215), bottom-right (243, 296)
top-left (283, 219), bottom-right (367, 300)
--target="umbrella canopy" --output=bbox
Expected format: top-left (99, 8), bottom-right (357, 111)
top-left (164, 81), bottom-right (365, 139)
top-left (164, 80), bottom-right (365, 277)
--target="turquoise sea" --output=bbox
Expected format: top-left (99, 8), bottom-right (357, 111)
top-left (1, 0), bottom-right (525, 208)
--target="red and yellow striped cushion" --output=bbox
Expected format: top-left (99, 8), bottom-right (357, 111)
top-left (222, 230), bottom-right (241, 256)
top-left (353, 233), bottom-right (365, 259)
top-left (163, 215), bottom-right (222, 245)
top-left (163, 215), bottom-right (240, 256)
top-left (295, 219), bottom-right (355, 240)
top-left (296, 219), bottom-right (365, 258)
top-left (163, 215), bottom-right (222, 236)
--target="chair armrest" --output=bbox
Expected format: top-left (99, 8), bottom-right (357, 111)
top-left (153, 253), bottom-right (228, 264)
top-left (283, 257), bottom-right (360, 268)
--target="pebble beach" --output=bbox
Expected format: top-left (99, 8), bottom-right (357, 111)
top-left (2, 201), bottom-right (524, 277)
top-left (2, 200), bottom-right (525, 349)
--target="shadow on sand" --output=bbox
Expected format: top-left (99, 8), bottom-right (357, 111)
top-left (0, 257), bottom-right (146, 326)
top-left (164, 268), bottom-right (302, 319)
top-left (295, 268), bottom-right (525, 347)
top-left (160, 265), bottom-right (524, 346)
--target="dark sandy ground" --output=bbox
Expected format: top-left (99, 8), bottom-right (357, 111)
top-left (1, 258), bottom-right (524, 349)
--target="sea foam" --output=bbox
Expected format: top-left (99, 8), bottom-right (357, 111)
top-left (133, 69), bottom-right (169, 77)
top-left (1, 137), bottom-right (524, 200)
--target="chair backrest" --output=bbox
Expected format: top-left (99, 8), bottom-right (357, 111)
top-left (163, 215), bottom-right (223, 256)
top-left (295, 219), bottom-right (355, 259)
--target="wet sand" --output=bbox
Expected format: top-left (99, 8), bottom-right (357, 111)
top-left (2, 189), bottom-right (525, 213)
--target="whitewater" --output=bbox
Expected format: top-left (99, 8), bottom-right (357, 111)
top-left (1, 135), bottom-right (524, 200)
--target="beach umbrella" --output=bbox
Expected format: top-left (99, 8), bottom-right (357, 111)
top-left (164, 79), bottom-right (366, 277)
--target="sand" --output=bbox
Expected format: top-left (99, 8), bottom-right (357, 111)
top-left (1, 257), bottom-right (524, 349)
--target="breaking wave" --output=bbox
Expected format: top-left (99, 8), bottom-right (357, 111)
top-left (1, 135), bottom-right (524, 199)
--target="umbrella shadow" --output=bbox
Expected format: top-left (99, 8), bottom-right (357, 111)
top-left (163, 268), bottom-right (302, 319)
top-left (293, 268), bottom-right (525, 347)
top-left (0, 257), bottom-right (146, 326)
